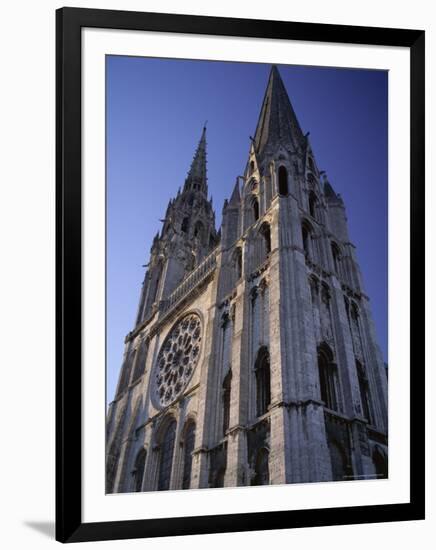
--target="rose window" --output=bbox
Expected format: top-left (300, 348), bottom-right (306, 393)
top-left (155, 313), bottom-right (202, 407)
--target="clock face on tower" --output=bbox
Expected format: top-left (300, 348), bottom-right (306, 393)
top-left (154, 313), bottom-right (202, 407)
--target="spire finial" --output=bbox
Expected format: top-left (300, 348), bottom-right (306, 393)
top-left (183, 125), bottom-right (208, 194)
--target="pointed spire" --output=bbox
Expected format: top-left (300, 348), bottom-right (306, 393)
top-left (184, 126), bottom-right (208, 194)
top-left (228, 179), bottom-right (241, 207)
top-left (253, 65), bottom-right (305, 159)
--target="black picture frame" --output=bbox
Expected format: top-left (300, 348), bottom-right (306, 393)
top-left (56, 7), bottom-right (425, 543)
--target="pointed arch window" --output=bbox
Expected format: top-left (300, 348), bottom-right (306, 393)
top-left (331, 242), bottom-right (341, 274)
top-left (157, 419), bottom-right (176, 491)
top-left (133, 448), bottom-right (147, 492)
top-left (309, 191), bottom-right (318, 218)
top-left (234, 247), bottom-right (243, 280)
top-left (255, 346), bottom-right (271, 417)
top-left (182, 421), bottom-right (196, 489)
top-left (249, 160), bottom-right (255, 174)
top-left (181, 217), bottom-right (189, 233)
top-left (260, 222), bottom-right (271, 255)
top-left (356, 361), bottom-right (372, 423)
top-left (252, 196), bottom-right (260, 221)
top-left (318, 344), bottom-right (338, 411)
top-left (251, 448), bottom-right (270, 486)
top-left (222, 371), bottom-right (232, 436)
top-left (301, 220), bottom-right (314, 260)
top-left (131, 339), bottom-right (148, 382)
top-left (194, 221), bottom-right (205, 243)
top-left (278, 166), bottom-right (289, 196)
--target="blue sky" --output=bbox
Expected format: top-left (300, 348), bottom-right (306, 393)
top-left (106, 57), bottom-right (388, 403)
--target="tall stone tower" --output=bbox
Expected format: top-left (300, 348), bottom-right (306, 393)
top-left (106, 66), bottom-right (388, 494)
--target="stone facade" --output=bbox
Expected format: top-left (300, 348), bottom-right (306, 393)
top-left (106, 66), bottom-right (388, 494)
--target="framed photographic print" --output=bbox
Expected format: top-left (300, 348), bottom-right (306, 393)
top-left (56, 7), bottom-right (425, 543)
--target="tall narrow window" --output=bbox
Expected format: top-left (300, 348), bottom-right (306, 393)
top-left (249, 160), bottom-right (255, 174)
top-left (318, 344), bottom-right (338, 411)
top-left (260, 223), bottom-right (271, 255)
top-left (222, 371), bottom-right (232, 436)
top-left (255, 346), bottom-right (271, 417)
top-left (356, 361), bottom-right (372, 423)
top-left (301, 221), bottom-right (313, 259)
top-left (278, 166), bottom-right (289, 196)
top-left (331, 242), bottom-right (341, 274)
top-left (133, 448), bottom-right (147, 492)
top-left (194, 221), bottom-right (204, 243)
top-left (234, 247), bottom-right (242, 280)
top-left (251, 448), bottom-right (270, 486)
top-left (182, 421), bottom-right (196, 489)
top-left (181, 217), bottom-right (189, 233)
top-left (252, 196), bottom-right (259, 221)
top-left (131, 339), bottom-right (148, 382)
top-left (157, 419), bottom-right (176, 491)
top-left (309, 191), bottom-right (317, 218)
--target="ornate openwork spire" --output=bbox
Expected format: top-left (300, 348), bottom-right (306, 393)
top-left (253, 65), bottom-right (305, 159)
top-left (184, 126), bottom-right (208, 194)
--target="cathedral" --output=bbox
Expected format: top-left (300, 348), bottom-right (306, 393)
top-left (106, 65), bottom-right (388, 493)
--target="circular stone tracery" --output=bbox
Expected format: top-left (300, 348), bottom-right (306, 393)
top-left (155, 313), bottom-right (202, 407)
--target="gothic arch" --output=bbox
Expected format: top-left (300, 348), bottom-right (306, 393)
top-left (356, 360), bottom-right (372, 423)
top-left (317, 342), bottom-right (338, 411)
top-left (222, 370), bottom-right (232, 436)
top-left (232, 246), bottom-right (243, 281)
top-left (331, 241), bottom-right (342, 274)
top-left (181, 216), bottom-right (189, 233)
top-left (131, 337), bottom-right (148, 382)
top-left (251, 195), bottom-right (260, 222)
top-left (132, 447), bottom-right (147, 492)
top-left (194, 220), bottom-right (205, 244)
top-left (259, 222), bottom-right (271, 256)
top-left (155, 416), bottom-right (177, 491)
top-left (301, 218), bottom-right (315, 260)
top-left (308, 190), bottom-right (318, 219)
top-left (309, 274), bottom-right (319, 302)
top-left (181, 419), bottom-right (196, 489)
top-left (255, 346), bottom-right (271, 417)
top-left (278, 165), bottom-right (289, 196)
